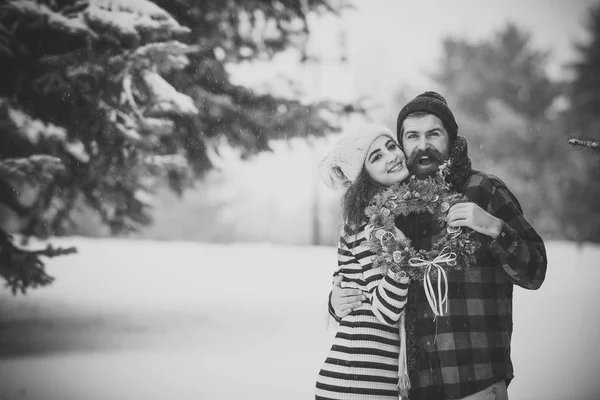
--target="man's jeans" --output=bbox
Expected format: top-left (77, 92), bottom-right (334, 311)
top-left (457, 381), bottom-right (509, 400)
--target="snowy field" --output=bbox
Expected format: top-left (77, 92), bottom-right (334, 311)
top-left (0, 238), bottom-right (599, 400)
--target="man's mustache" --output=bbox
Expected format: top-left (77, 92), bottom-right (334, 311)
top-left (406, 147), bottom-right (446, 171)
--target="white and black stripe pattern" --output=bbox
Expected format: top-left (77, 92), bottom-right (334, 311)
top-left (316, 225), bottom-right (410, 400)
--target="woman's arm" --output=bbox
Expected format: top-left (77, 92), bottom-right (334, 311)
top-left (367, 267), bottom-right (410, 325)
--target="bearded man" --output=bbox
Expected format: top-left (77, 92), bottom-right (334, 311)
top-left (328, 92), bottom-right (547, 400)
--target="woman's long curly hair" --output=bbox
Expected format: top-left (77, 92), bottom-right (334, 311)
top-left (342, 167), bottom-right (385, 233)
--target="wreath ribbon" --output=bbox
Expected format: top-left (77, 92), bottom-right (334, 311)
top-left (408, 246), bottom-right (457, 318)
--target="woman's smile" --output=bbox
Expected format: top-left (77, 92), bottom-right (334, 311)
top-left (388, 160), bottom-right (405, 173)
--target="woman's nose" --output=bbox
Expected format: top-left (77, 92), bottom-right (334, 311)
top-left (386, 152), bottom-right (399, 164)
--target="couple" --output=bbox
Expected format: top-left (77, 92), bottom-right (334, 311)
top-left (315, 92), bottom-right (547, 400)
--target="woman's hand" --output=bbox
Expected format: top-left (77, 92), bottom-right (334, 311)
top-left (331, 276), bottom-right (366, 318)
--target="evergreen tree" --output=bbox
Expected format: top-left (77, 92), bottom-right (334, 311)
top-left (566, 1), bottom-right (600, 242)
top-left (0, 0), bottom-right (356, 293)
top-left (429, 23), bottom-right (571, 240)
top-left (432, 23), bottom-right (559, 121)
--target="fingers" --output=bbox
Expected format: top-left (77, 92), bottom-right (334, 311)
top-left (339, 300), bottom-right (363, 311)
top-left (340, 294), bottom-right (366, 304)
top-left (332, 291), bottom-right (366, 317)
top-left (332, 292), bottom-right (366, 307)
top-left (447, 210), bottom-right (469, 227)
top-left (332, 275), bottom-right (343, 287)
top-left (331, 277), bottom-right (367, 318)
top-left (448, 202), bottom-right (471, 212)
top-left (334, 299), bottom-right (364, 318)
top-left (336, 308), bottom-right (352, 318)
top-left (333, 286), bottom-right (364, 298)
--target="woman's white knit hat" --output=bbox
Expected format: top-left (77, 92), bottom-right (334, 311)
top-left (319, 124), bottom-right (396, 189)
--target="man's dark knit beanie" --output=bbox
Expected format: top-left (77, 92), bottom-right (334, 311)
top-left (396, 91), bottom-right (459, 142)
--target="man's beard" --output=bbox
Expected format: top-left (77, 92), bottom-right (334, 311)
top-left (406, 147), bottom-right (448, 178)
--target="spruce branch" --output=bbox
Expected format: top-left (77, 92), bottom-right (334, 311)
top-left (0, 230), bottom-right (76, 295)
top-left (568, 137), bottom-right (600, 153)
top-left (0, 155), bottom-right (65, 186)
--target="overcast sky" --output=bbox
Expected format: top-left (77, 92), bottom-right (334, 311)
top-left (232, 0), bottom-right (598, 121)
top-left (343, 0), bottom-right (596, 99)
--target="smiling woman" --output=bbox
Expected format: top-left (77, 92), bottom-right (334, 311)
top-left (316, 125), bottom-right (412, 399)
top-left (364, 136), bottom-right (409, 187)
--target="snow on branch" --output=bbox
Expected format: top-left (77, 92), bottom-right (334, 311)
top-left (133, 189), bottom-right (155, 206)
top-left (4, 0), bottom-right (191, 50)
top-left (6, 0), bottom-right (94, 39)
top-left (85, 0), bottom-right (190, 46)
top-left (129, 41), bottom-right (197, 73)
top-left (108, 41), bottom-right (196, 73)
top-left (92, 0), bottom-right (173, 20)
top-left (0, 155), bottom-right (65, 186)
top-left (140, 70), bottom-right (198, 117)
top-left (569, 137), bottom-right (600, 151)
top-left (144, 154), bottom-right (188, 170)
top-left (5, 100), bottom-right (67, 143)
top-left (2, 99), bottom-right (90, 162)
top-left (139, 117), bottom-right (174, 136)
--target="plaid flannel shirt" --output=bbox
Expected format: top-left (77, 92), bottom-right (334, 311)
top-left (329, 169), bottom-right (547, 400)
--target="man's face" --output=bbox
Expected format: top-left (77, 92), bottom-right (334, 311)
top-left (401, 114), bottom-right (450, 178)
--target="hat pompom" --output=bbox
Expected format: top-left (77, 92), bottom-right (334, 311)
top-left (318, 157), bottom-right (351, 189)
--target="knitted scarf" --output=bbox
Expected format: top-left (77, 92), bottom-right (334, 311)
top-left (446, 135), bottom-right (472, 192)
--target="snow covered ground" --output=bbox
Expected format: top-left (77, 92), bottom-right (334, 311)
top-left (0, 238), bottom-right (599, 400)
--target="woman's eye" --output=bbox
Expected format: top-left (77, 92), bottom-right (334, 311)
top-left (389, 143), bottom-right (398, 150)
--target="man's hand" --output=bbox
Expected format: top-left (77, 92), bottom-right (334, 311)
top-left (331, 275), bottom-right (366, 318)
top-left (447, 202), bottom-right (502, 239)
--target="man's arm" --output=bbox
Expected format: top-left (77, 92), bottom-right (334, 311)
top-left (448, 175), bottom-right (547, 290)
top-left (486, 184), bottom-right (547, 289)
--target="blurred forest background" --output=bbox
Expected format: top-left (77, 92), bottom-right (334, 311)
top-left (1, 0), bottom-right (600, 292)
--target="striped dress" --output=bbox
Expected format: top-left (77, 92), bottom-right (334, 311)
top-left (316, 224), bottom-right (410, 400)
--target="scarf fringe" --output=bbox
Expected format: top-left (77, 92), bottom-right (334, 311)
top-left (398, 311), bottom-right (411, 398)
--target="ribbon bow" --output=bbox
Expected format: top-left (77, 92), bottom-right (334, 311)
top-left (408, 247), bottom-right (457, 318)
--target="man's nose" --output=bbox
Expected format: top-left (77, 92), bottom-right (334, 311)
top-left (417, 136), bottom-right (429, 150)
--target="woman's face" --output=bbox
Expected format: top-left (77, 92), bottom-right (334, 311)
top-left (364, 136), bottom-right (408, 186)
